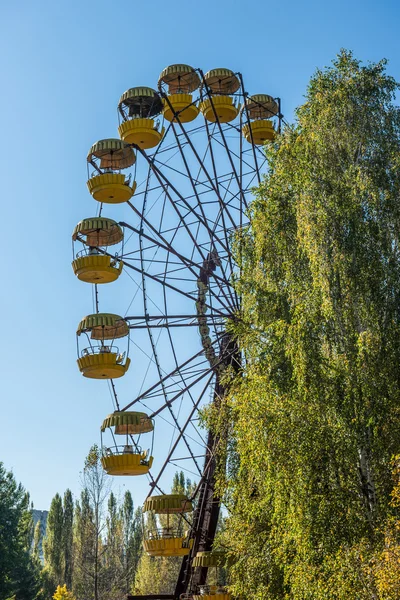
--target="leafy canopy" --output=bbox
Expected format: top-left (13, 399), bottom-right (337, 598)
top-left (214, 50), bottom-right (400, 599)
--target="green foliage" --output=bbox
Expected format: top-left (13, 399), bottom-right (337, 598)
top-left (371, 457), bottom-right (400, 598)
top-left (32, 521), bottom-right (43, 561)
top-left (103, 491), bottom-right (123, 598)
top-left (120, 492), bottom-right (142, 593)
top-left (39, 490), bottom-right (74, 600)
top-left (52, 585), bottom-right (75, 600)
top-left (212, 50), bottom-right (400, 599)
top-left (43, 494), bottom-right (64, 591)
top-left (133, 553), bottom-right (179, 596)
top-left (72, 446), bottom-right (110, 600)
top-left (62, 491), bottom-right (73, 590)
top-left (71, 490), bottom-right (96, 600)
top-left (0, 462), bottom-right (40, 600)
top-left (71, 447), bottom-right (143, 600)
top-left (1, 448), bottom-right (148, 600)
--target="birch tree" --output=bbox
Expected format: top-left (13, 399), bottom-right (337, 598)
top-left (215, 50), bottom-right (400, 599)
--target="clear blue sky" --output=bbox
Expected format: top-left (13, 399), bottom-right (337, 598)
top-left (0, 0), bottom-right (399, 511)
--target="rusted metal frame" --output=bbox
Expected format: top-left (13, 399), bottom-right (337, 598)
top-left (237, 72), bottom-right (262, 185)
top-left (122, 258), bottom-right (208, 306)
top-left (128, 323), bottom-right (224, 329)
top-left (127, 320), bottom-right (226, 329)
top-left (127, 198), bottom-right (193, 250)
top-left (200, 119), bottom-right (239, 311)
top-left (94, 283), bottom-right (99, 313)
top-left (180, 168), bottom-right (248, 199)
top-left (119, 343), bottom-right (213, 412)
top-left (165, 134), bottom-right (237, 309)
top-left (149, 343), bottom-right (237, 420)
top-left (161, 243), bottom-right (214, 417)
top-left (157, 183), bottom-right (169, 238)
top-left (209, 121), bottom-right (266, 169)
top-left (136, 335), bottom-right (233, 416)
top-left (175, 431), bottom-right (216, 596)
top-left (152, 153), bottom-right (201, 182)
top-left (142, 373), bottom-right (206, 398)
top-left (178, 161), bottom-right (258, 192)
top-left (138, 395), bottom-right (209, 458)
top-left (146, 372), bottom-right (214, 496)
top-left (192, 84), bottom-right (246, 314)
top-left (138, 150), bottom-right (211, 259)
top-left (127, 262), bottom-right (196, 280)
top-left (170, 454), bottom-right (204, 463)
top-left (161, 213), bottom-right (217, 238)
top-left (185, 178), bottom-right (238, 316)
top-left (127, 183), bottom-right (163, 198)
top-left (186, 385), bottom-right (228, 592)
top-left (156, 159), bottom-right (241, 196)
top-left (161, 90), bottom-right (230, 196)
top-left (156, 128), bottom-right (236, 304)
top-left (218, 120), bottom-right (268, 163)
top-left (159, 90), bottom-right (239, 225)
top-left (240, 108), bottom-right (244, 237)
top-left (170, 455), bottom-right (206, 461)
top-left (144, 471), bottom-right (166, 497)
top-left (110, 379), bottom-right (120, 410)
top-left (170, 119), bottom-right (237, 231)
top-left (126, 314), bottom-right (229, 321)
top-left (138, 166), bottom-right (203, 477)
top-left (78, 229), bottom-right (228, 317)
top-left (205, 135), bottom-right (257, 197)
top-left (121, 222), bottom-right (202, 273)
top-left (134, 155), bottom-right (236, 312)
top-left (132, 166), bottom-right (250, 222)
top-left (198, 70), bottom-right (246, 206)
top-left (187, 416), bottom-right (208, 450)
top-left (87, 158), bottom-right (102, 176)
top-left (160, 231), bottom-right (205, 417)
top-left (122, 254), bottom-right (181, 267)
top-left (209, 173), bottom-right (240, 310)
top-left (128, 191), bottom-right (227, 297)
top-left (140, 333), bottom-right (203, 479)
top-left (202, 116), bottom-right (239, 235)
top-left (148, 367), bottom-right (215, 420)
top-left (183, 431), bottom-right (224, 507)
top-left (177, 337), bottom-right (240, 597)
top-left (168, 463), bottom-right (203, 479)
top-left (277, 97), bottom-right (283, 133)
top-left (138, 148), bottom-right (233, 260)
top-left (123, 253), bottom-right (233, 316)
top-left (203, 143), bottom-right (259, 212)
top-left (179, 419), bottom-right (208, 451)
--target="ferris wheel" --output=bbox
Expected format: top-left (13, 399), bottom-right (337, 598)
top-left (72, 64), bottom-right (282, 600)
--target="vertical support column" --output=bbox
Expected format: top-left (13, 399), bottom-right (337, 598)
top-left (174, 336), bottom-right (240, 599)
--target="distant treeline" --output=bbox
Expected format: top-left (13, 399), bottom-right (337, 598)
top-left (0, 445), bottom-right (193, 600)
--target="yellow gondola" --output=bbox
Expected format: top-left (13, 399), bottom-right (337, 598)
top-left (192, 588), bottom-right (231, 600)
top-left (192, 552), bottom-right (231, 600)
top-left (200, 68), bottom-right (240, 123)
top-left (72, 218), bottom-right (124, 284)
top-left (118, 87), bottom-right (165, 149)
top-left (76, 313), bottom-right (131, 379)
top-left (142, 494), bottom-right (193, 557)
top-left (87, 139), bottom-right (136, 203)
top-left (100, 411), bottom-right (154, 476)
top-left (242, 94), bottom-right (278, 144)
top-left (159, 64), bottom-right (200, 123)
